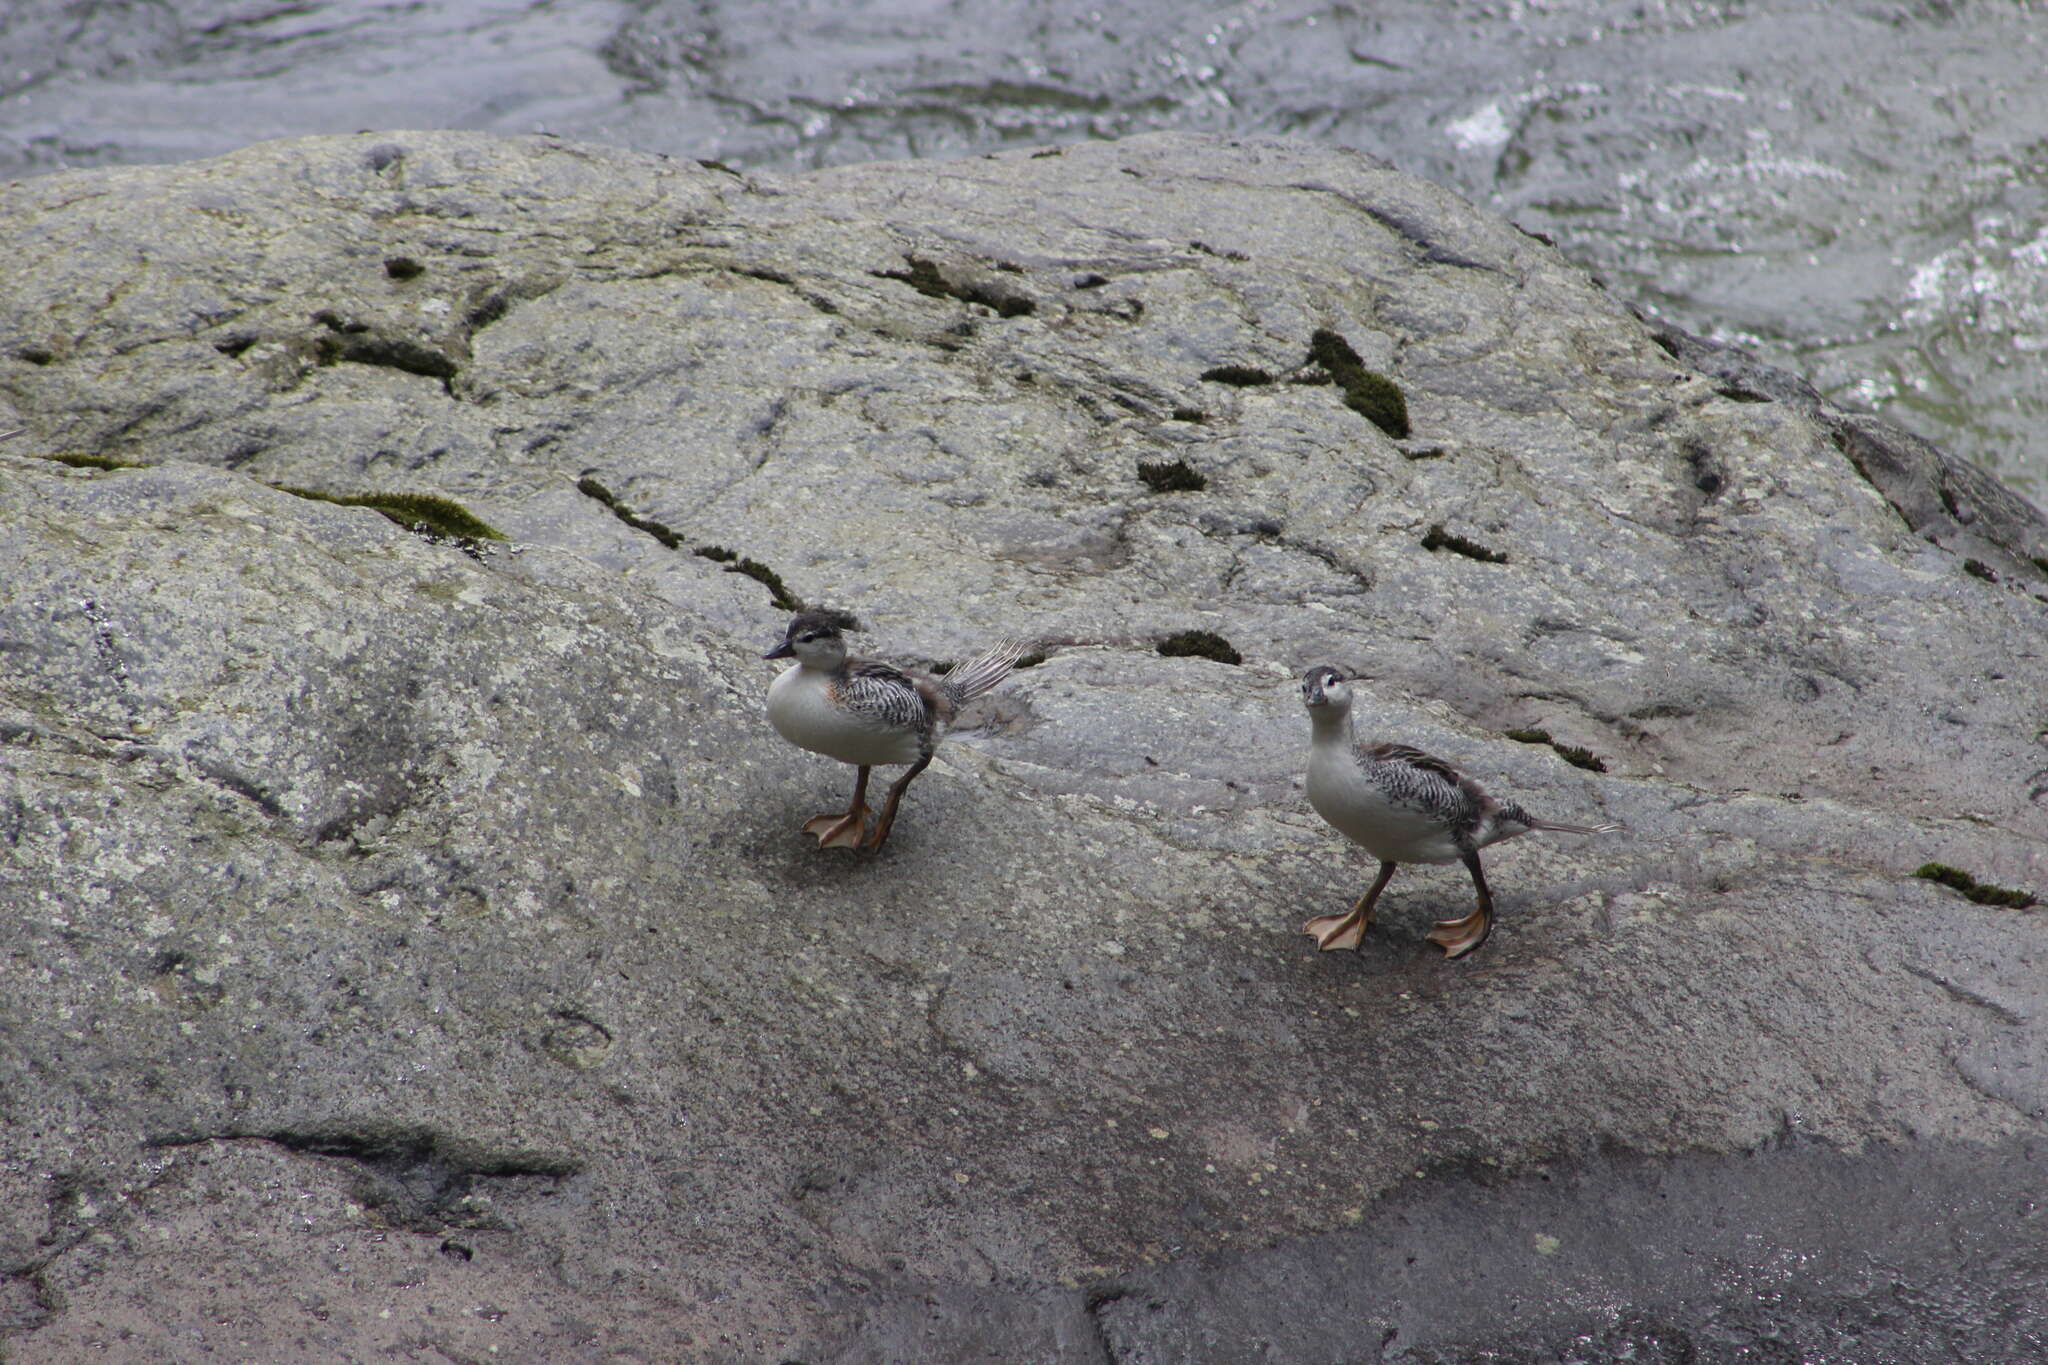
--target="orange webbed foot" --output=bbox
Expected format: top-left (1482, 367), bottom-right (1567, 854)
top-left (1302, 910), bottom-right (1372, 953)
top-left (803, 807), bottom-right (870, 848)
top-left (1426, 905), bottom-right (1492, 959)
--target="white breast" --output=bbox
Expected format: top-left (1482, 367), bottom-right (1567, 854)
top-left (767, 665), bottom-right (925, 767)
top-left (1307, 748), bottom-right (1463, 864)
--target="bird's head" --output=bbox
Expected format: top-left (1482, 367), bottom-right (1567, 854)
top-left (1300, 664), bottom-right (1357, 712)
top-left (764, 607), bottom-right (861, 666)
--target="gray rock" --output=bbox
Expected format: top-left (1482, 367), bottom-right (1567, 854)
top-left (1, 131), bottom-right (2044, 1361)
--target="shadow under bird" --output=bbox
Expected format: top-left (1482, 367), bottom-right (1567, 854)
top-left (764, 608), bottom-right (1023, 851)
top-left (1299, 665), bottom-right (1620, 959)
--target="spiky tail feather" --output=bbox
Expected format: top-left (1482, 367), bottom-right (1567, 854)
top-left (940, 638), bottom-right (1024, 706)
top-left (1527, 819), bottom-right (1623, 836)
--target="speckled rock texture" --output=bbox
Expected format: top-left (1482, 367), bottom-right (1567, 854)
top-left (2, 132), bottom-right (2045, 1362)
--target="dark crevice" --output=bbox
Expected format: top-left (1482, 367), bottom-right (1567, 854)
top-left (1083, 1281), bottom-right (1132, 1363)
top-left (1267, 532), bottom-right (1375, 595)
top-left (1, 1266), bottom-right (59, 1335)
top-left (1899, 963), bottom-right (2030, 1027)
top-left (310, 309), bottom-right (459, 383)
top-left (1296, 185), bottom-right (1499, 271)
top-left (463, 290), bottom-right (514, 332)
top-left (146, 1126), bottom-right (581, 1233)
top-left (873, 255), bottom-right (1036, 317)
top-left (733, 264), bottom-right (841, 315)
top-left (1682, 438), bottom-right (1725, 499)
top-left (1358, 201), bottom-right (1496, 269)
top-left (1157, 630), bottom-right (1242, 665)
top-left (35, 451), bottom-right (145, 472)
top-left (187, 760), bottom-right (289, 820)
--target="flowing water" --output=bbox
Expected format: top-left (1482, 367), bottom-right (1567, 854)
top-left (3, 0), bottom-right (2043, 497)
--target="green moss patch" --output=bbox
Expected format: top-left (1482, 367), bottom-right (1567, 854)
top-left (1307, 329), bottom-right (1409, 437)
top-left (1422, 523), bottom-right (1507, 564)
top-left (697, 546), bottom-right (804, 612)
top-left (577, 475), bottom-right (803, 609)
top-left (1137, 458), bottom-right (1206, 493)
top-left (279, 487), bottom-right (506, 543)
top-left (1915, 863), bottom-right (2036, 909)
top-left (576, 476), bottom-right (683, 549)
top-left (1200, 365), bottom-right (1275, 387)
top-left (1503, 726), bottom-right (1608, 773)
top-left (1157, 630), bottom-right (1242, 665)
top-left (1551, 742), bottom-right (1607, 773)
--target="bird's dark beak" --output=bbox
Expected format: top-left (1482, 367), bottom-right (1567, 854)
top-left (763, 640), bottom-right (796, 660)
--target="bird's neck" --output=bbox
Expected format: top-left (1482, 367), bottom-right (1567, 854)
top-left (1308, 706), bottom-right (1352, 747)
top-left (795, 646), bottom-right (848, 674)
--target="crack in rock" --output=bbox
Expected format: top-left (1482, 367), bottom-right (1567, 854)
top-left (1900, 961), bottom-right (2029, 1027)
top-left (145, 1126), bottom-right (580, 1233)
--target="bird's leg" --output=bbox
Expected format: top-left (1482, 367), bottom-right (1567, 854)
top-left (1304, 860), bottom-right (1398, 952)
top-left (1427, 850), bottom-right (1495, 959)
top-left (803, 765), bottom-right (872, 848)
top-left (861, 755), bottom-right (931, 851)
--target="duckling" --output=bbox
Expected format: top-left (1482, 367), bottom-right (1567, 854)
top-left (1298, 665), bottom-right (1618, 958)
top-left (764, 609), bottom-right (1022, 850)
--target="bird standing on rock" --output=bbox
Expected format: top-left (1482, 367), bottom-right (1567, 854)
top-left (1298, 665), bottom-right (1619, 958)
top-left (764, 608), bottom-right (1022, 851)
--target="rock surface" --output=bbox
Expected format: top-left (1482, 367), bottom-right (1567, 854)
top-left (1, 131), bottom-right (2044, 1362)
